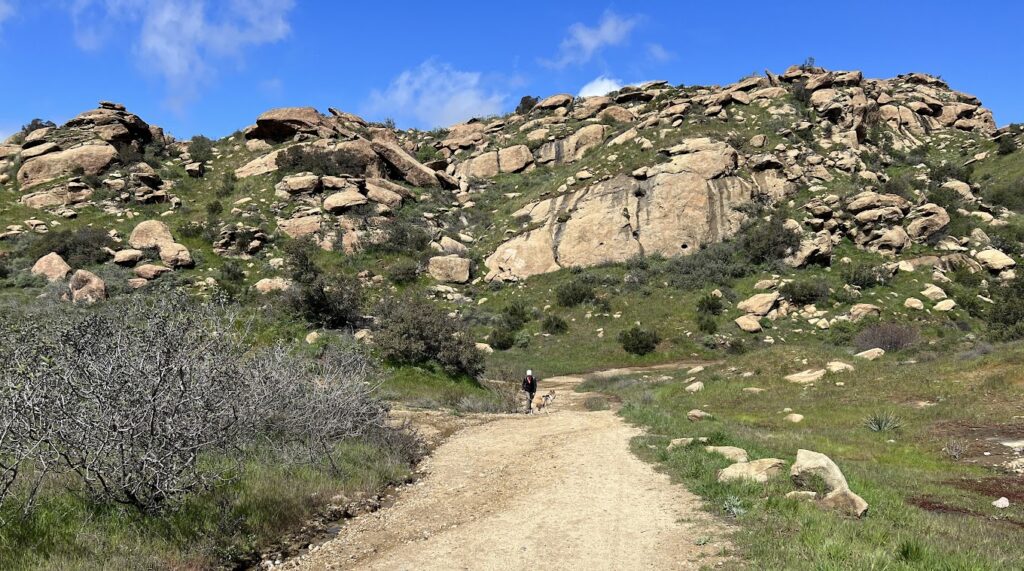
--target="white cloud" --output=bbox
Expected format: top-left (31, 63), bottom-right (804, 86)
top-left (69, 0), bottom-right (294, 109)
top-left (0, 0), bottom-right (14, 32)
top-left (366, 60), bottom-right (507, 129)
top-left (578, 75), bottom-right (622, 97)
top-left (544, 11), bottom-right (639, 69)
top-left (647, 43), bottom-right (674, 62)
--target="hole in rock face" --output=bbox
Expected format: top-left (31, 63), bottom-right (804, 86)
top-left (681, 243), bottom-right (689, 250)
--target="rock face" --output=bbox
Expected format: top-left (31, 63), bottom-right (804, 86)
top-left (128, 220), bottom-right (192, 268)
top-left (17, 143), bottom-right (119, 189)
top-left (486, 138), bottom-right (751, 280)
top-left (31, 252), bottom-right (71, 282)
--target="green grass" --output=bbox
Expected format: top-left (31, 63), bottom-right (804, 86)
top-left (0, 441), bottom-right (414, 570)
top-left (581, 340), bottom-right (1024, 569)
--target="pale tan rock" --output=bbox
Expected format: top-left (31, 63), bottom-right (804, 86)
top-left (128, 220), bottom-right (174, 249)
top-left (278, 215), bottom-right (322, 239)
top-left (738, 292), bottom-right (780, 316)
top-left (849, 303), bottom-right (881, 322)
top-left (784, 413), bottom-right (804, 423)
top-left (904, 297), bottom-right (924, 310)
top-left (934, 299), bottom-right (957, 311)
top-left (134, 264), bottom-right (172, 279)
top-left (717, 458), bottom-right (786, 483)
top-left (17, 143), bottom-right (118, 188)
top-left (685, 381), bottom-right (704, 393)
top-left (68, 270), bottom-right (106, 304)
top-left (820, 488), bottom-right (869, 517)
top-left (785, 369), bottom-right (826, 384)
top-left (158, 242), bottom-right (193, 268)
top-left (428, 255), bottom-right (471, 283)
top-left (323, 190), bottom-right (368, 213)
top-left (705, 446), bottom-right (748, 463)
top-left (826, 361), bottom-right (854, 373)
top-left (854, 348), bottom-right (885, 360)
top-left (31, 252), bottom-right (71, 282)
top-left (254, 277), bottom-right (293, 294)
top-left (735, 315), bottom-right (762, 333)
top-left (976, 249), bottom-right (1015, 271)
top-left (687, 409), bottom-right (713, 422)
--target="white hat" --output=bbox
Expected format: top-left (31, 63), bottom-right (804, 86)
top-left (527, 370), bottom-right (533, 376)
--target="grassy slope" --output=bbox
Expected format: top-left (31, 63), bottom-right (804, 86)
top-left (578, 340), bottom-right (1024, 569)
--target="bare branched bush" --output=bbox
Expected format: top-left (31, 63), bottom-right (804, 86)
top-left (942, 438), bottom-right (969, 460)
top-left (0, 294), bottom-right (390, 514)
top-left (854, 323), bottom-right (919, 352)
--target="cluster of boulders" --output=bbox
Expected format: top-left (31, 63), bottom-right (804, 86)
top-left (30, 252), bottom-right (106, 304)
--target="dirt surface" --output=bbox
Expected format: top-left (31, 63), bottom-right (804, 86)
top-left (278, 363), bottom-right (732, 570)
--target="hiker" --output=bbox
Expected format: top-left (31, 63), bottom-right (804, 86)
top-left (522, 369), bottom-right (538, 414)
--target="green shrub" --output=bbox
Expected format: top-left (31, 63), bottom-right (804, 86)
top-left (983, 180), bottom-right (1024, 214)
top-left (840, 262), bottom-right (885, 289)
top-left (216, 171), bottom-right (237, 198)
top-left (541, 314), bottom-right (569, 334)
top-left (515, 95), bottom-right (540, 114)
top-left (283, 237), bottom-right (321, 283)
top-left (667, 241), bottom-right (747, 290)
top-left (369, 220), bottom-right (432, 255)
top-left (188, 135), bottom-right (215, 163)
top-left (489, 326), bottom-right (516, 350)
top-left (739, 216), bottom-right (801, 265)
top-left (696, 294), bottom-right (724, 316)
top-left (276, 145), bottom-right (366, 177)
top-left (374, 294), bottom-right (484, 377)
top-left (285, 272), bottom-right (364, 329)
top-left (780, 280), bottom-right (829, 305)
top-left (997, 136), bottom-right (1016, 156)
top-left (385, 259), bottom-right (420, 285)
top-left (501, 300), bottom-right (531, 330)
top-left (205, 200), bottom-right (224, 216)
top-left (618, 326), bottom-right (661, 355)
top-left (555, 280), bottom-right (596, 307)
top-left (696, 313), bottom-right (718, 334)
top-left (986, 277), bottom-right (1024, 339)
top-left (20, 227), bottom-right (114, 268)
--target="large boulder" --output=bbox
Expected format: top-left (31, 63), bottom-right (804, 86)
top-left (17, 143), bottom-right (119, 188)
top-left (905, 203), bottom-right (950, 242)
top-left (497, 145), bottom-right (534, 173)
top-left (278, 215), bottom-right (322, 239)
top-left (975, 249), bottom-right (1015, 272)
top-left (158, 242), bottom-right (194, 268)
top-left (535, 124), bottom-right (609, 165)
top-left (31, 252), bottom-right (71, 282)
top-left (737, 292), bottom-right (780, 316)
top-left (428, 255), bottom-right (471, 283)
top-left (128, 220), bottom-right (174, 249)
top-left (324, 190), bottom-right (368, 213)
top-left (790, 449), bottom-right (849, 492)
top-left (68, 270), bottom-right (106, 304)
top-left (246, 107), bottom-right (332, 142)
top-left (370, 140), bottom-right (443, 188)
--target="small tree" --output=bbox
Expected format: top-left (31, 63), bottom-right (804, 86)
top-left (188, 135), bottom-right (215, 163)
top-left (374, 294), bottom-right (484, 377)
top-left (515, 95), bottom-right (540, 115)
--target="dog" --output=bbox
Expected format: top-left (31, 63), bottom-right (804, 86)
top-left (531, 390), bottom-right (556, 414)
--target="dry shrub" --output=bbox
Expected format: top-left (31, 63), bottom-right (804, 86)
top-left (854, 323), bottom-right (919, 352)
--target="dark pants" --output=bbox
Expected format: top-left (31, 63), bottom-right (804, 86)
top-left (525, 391), bottom-right (535, 413)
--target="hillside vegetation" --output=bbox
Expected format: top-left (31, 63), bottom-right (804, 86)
top-left (0, 62), bottom-right (1023, 568)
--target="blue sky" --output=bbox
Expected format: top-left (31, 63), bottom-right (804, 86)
top-left (0, 1), bottom-right (1022, 140)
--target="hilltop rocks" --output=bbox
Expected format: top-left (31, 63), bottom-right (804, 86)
top-left (457, 145), bottom-right (535, 179)
top-left (278, 215), bottom-right (322, 239)
top-left (324, 190), bottom-right (368, 212)
top-left (68, 270), bottom-right (106, 304)
top-left (532, 94), bottom-right (574, 112)
top-left (245, 107), bottom-right (335, 142)
top-left (31, 252), bottom-right (71, 281)
top-left (17, 143), bottom-right (119, 189)
top-left (371, 139), bottom-right (451, 188)
top-left (535, 124), bottom-right (609, 166)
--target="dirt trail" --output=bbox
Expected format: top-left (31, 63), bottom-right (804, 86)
top-left (280, 363), bottom-right (732, 570)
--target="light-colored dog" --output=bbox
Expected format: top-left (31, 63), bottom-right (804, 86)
top-left (531, 390), bottom-right (556, 414)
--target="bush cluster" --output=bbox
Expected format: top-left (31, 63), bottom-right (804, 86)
top-left (282, 237), bottom-right (363, 329)
top-left (276, 145), bottom-right (366, 177)
top-left (854, 323), bottom-right (919, 352)
top-left (555, 280), bottom-right (596, 307)
top-left (0, 295), bottom-right (390, 513)
top-left (780, 280), bottom-right (829, 305)
top-left (374, 294), bottom-right (484, 377)
top-left (618, 325), bottom-right (661, 355)
top-left (20, 227), bottom-right (114, 268)
top-left (188, 135), bottom-right (215, 163)
top-left (541, 314), bottom-right (569, 334)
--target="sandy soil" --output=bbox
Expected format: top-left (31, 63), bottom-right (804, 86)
top-left (279, 364), bottom-right (733, 570)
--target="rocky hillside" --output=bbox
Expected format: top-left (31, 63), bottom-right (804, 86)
top-left (1, 63), bottom-right (1022, 353)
